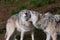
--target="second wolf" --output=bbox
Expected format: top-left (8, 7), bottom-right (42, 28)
top-left (28, 12), bottom-right (60, 40)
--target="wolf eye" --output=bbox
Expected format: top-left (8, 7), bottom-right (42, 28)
top-left (25, 12), bottom-right (31, 18)
top-left (25, 13), bottom-right (28, 17)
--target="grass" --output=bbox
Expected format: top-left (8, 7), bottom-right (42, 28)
top-left (7, 0), bottom-right (55, 15)
top-left (11, 5), bottom-right (28, 15)
top-left (0, 28), bottom-right (6, 34)
top-left (29, 0), bottom-right (55, 6)
top-left (56, 10), bottom-right (60, 14)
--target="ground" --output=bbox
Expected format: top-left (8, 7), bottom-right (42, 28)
top-left (0, 0), bottom-right (60, 40)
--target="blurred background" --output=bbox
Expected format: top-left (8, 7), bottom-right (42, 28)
top-left (0, 0), bottom-right (60, 40)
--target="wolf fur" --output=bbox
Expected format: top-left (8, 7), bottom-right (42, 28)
top-left (5, 10), bottom-right (35, 40)
top-left (28, 12), bottom-right (60, 40)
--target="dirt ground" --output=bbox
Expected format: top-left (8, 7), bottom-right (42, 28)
top-left (0, 0), bottom-right (60, 40)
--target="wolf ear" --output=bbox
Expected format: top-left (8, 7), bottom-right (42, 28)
top-left (39, 13), bottom-right (45, 18)
top-left (40, 14), bottom-right (42, 17)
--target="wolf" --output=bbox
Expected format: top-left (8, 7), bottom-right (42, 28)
top-left (28, 12), bottom-right (60, 40)
top-left (5, 9), bottom-right (37, 40)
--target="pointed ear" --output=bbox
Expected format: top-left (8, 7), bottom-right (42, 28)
top-left (39, 13), bottom-right (45, 18)
top-left (40, 14), bottom-right (42, 17)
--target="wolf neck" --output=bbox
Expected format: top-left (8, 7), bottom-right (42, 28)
top-left (31, 14), bottom-right (38, 24)
top-left (32, 15), bottom-right (40, 29)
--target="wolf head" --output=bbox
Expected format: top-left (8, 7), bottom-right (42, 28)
top-left (18, 9), bottom-right (31, 21)
top-left (18, 9), bottom-right (40, 22)
top-left (18, 9), bottom-right (42, 29)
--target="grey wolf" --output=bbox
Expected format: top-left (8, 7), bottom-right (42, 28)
top-left (5, 10), bottom-right (36, 40)
top-left (28, 12), bottom-right (60, 40)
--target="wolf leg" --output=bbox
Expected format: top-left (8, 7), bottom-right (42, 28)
top-left (31, 31), bottom-right (34, 40)
top-left (20, 31), bottom-right (25, 40)
top-left (5, 27), bottom-right (15, 40)
top-left (5, 22), bottom-right (15, 40)
top-left (46, 32), bottom-right (51, 40)
top-left (51, 33), bottom-right (57, 40)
